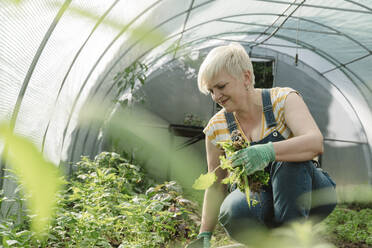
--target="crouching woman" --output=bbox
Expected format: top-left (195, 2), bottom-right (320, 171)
top-left (186, 43), bottom-right (337, 248)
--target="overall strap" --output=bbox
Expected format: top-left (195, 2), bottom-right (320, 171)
top-left (224, 111), bottom-right (237, 134)
top-left (224, 89), bottom-right (276, 134)
top-left (262, 89), bottom-right (277, 128)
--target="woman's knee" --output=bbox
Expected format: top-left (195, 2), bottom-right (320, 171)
top-left (218, 190), bottom-right (262, 240)
top-left (218, 190), bottom-right (251, 227)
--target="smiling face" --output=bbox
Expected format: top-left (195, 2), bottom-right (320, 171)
top-left (206, 70), bottom-right (249, 112)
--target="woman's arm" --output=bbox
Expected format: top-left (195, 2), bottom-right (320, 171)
top-left (272, 92), bottom-right (324, 161)
top-left (199, 138), bottom-right (228, 233)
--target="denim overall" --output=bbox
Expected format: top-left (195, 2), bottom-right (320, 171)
top-left (218, 89), bottom-right (337, 244)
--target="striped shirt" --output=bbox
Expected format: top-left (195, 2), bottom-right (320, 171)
top-left (203, 87), bottom-right (299, 146)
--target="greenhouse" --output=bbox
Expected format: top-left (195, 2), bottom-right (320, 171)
top-left (0, 0), bottom-right (372, 247)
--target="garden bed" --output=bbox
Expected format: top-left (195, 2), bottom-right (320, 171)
top-left (0, 152), bottom-right (200, 247)
top-left (0, 152), bottom-right (371, 247)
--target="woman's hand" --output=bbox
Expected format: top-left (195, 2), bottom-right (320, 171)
top-left (185, 232), bottom-right (212, 248)
top-left (231, 142), bottom-right (275, 175)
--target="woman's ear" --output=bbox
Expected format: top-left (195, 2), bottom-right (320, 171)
top-left (243, 70), bottom-right (252, 87)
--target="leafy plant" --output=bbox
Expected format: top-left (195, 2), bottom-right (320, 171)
top-left (323, 204), bottom-right (372, 247)
top-left (193, 130), bottom-right (270, 206)
top-left (253, 61), bottom-right (274, 89)
top-left (1, 152), bottom-right (200, 247)
top-left (183, 113), bottom-right (206, 127)
top-left (114, 61), bottom-right (148, 109)
top-left (49, 152), bottom-right (200, 247)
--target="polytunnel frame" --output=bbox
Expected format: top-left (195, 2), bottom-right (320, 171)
top-left (40, 0), bottom-right (122, 153)
top-left (0, 0), bottom-right (370, 187)
top-left (42, 0), bottom-right (214, 173)
top-left (164, 35), bottom-right (372, 146)
top-left (48, 0), bottom-right (164, 163)
top-left (262, 0), bottom-right (372, 13)
top-left (66, 0), bottom-right (200, 166)
top-left (0, 0), bottom-right (166, 185)
top-left (0, 0), bottom-right (73, 190)
top-left (76, 15), bottom-right (371, 159)
top-left (116, 30), bottom-right (371, 143)
top-left (65, 2), bottom-right (372, 165)
top-left (65, 0), bottom-right (200, 167)
top-left (139, 35), bottom-right (372, 182)
top-left (65, 0), bottom-right (214, 167)
top-left (66, 2), bottom-right (372, 169)
top-left (51, 2), bottom-right (372, 165)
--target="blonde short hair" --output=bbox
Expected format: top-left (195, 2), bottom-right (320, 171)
top-left (197, 43), bottom-right (255, 95)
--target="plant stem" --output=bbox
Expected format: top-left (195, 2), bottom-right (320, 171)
top-left (244, 174), bottom-right (251, 207)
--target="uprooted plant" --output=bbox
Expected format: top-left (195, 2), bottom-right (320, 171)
top-left (193, 130), bottom-right (270, 206)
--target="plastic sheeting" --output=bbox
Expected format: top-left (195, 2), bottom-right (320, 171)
top-left (0, 0), bottom-right (371, 187)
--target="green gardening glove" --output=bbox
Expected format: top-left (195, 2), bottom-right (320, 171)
top-left (185, 232), bottom-right (212, 248)
top-left (231, 142), bottom-right (275, 175)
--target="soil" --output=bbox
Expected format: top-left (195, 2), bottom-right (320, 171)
top-left (343, 202), bottom-right (372, 211)
top-left (331, 239), bottom-right (371, 248)
top-left (324, 231), bottom-right (372, 248)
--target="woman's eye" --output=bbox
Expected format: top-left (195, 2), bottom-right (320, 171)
top-left (217, 84), bottom-right (225, 89)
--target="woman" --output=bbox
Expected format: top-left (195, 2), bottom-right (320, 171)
top-left (186, 43), bottom-right (336, 247)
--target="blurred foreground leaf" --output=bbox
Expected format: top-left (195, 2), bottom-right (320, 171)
top-left (272, 221), bottom-right (336, 248)
top-left (50, 2), bottom-right (165, 46)
top-left (3, 0), bottom-right (24, 5)
top-left (80, 101), bottom-right (207, 192)
top-left (336, 184), bottom-right (372, 204)
top-left (192, 172), bottom-right (217, 190)
top-left (0, 123), bottom-right (63, 237)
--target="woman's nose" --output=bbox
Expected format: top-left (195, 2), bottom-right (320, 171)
top-left (212, 89), bottom-right (221, 102)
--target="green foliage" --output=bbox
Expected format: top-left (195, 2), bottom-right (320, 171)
top-left (0, 177), bottom-right (40, 247)
top-left (0, 152), bottom-right (200, 247)
top-left (0, 217), bottom-right (35, 247)
top-left (183, 113), bottom-right (206, 127)
top-left (114, 61), bottom-right (148, 108)
top-left (192, 172), bottom-right (217, 190)
top-left (48, 152), bottom-right (199, 247)
top-left (323, 205), bottom-right (372, 246)
top-left (252, 61), bottom-right (274, 89)
top-left (0, 123), bottom-right (63, 237)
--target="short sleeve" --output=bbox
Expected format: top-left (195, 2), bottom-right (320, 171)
top-left (270, 87), bottom-right (301, 139)
top-left (203, 120), bottom-right (215, 144)
top-left (272, 87), bottom-right (301, 112)
top-left (203, 110), bottom-right (230, 146)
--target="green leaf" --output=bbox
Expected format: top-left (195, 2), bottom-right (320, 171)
top-left (245, 187), bottom-right (251, 207)
top-left (221, 177), bottom-right (232, 185)
top-left (217, 141), bottom-right (235, 154)
top-left (6, 240), bottom-right (19, 246)
top-left (219, 155), bottom-right (233, 170)
top-left (192, 172), bottom-right (217, 190)
top-left (0, 123), bottom-right (63, 237)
